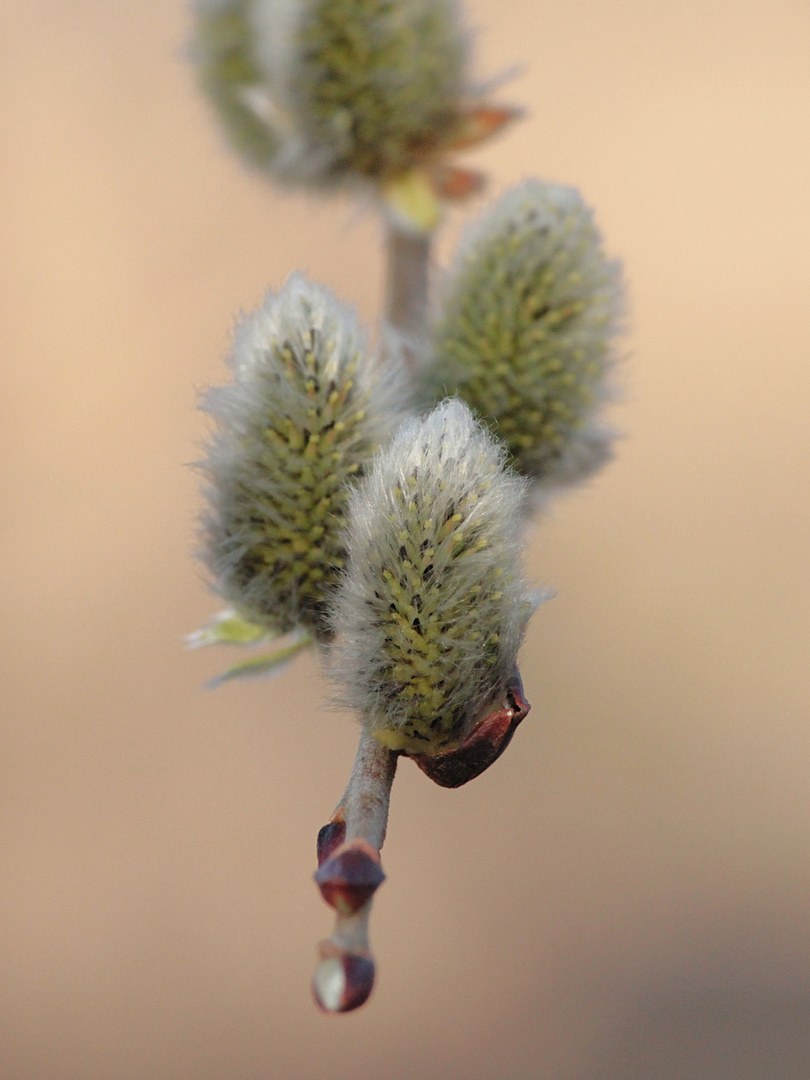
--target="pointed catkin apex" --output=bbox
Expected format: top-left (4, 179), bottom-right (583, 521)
top-left (200, 273), bottom-right (406, 643)
top-left (191, 0), bottom-right (470, 189)
top-left (423, 181), bottom-right (623, 493)
top-left (330, 399), bottom-right (532, 755)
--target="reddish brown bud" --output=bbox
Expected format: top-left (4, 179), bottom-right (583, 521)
top-left (312, 943), bottom-right (376, 1014)
top-left (431, 164), bottom-right (487, 201)
top-left (316, 818), bottom-right (347, 865)
top-left (447, 105), bottom-right (524, 151)
top-left (410, 671), bottom-right (530, 788)
top-left (314, 840), bottom-right (386, 914)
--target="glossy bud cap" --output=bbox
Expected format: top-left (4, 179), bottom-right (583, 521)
top-left (410, 670), bottom-right (530, 787)
top-left (314, 840), bottom-right (386, 915)
top-left (312, 944), bottom-right (376, 1013)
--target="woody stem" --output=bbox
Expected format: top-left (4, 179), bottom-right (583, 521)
top-left (384, 220), bottom-right (432, 371)
top-left (311, 731), bottom-right (398, 1012)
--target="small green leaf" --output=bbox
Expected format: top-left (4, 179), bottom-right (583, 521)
top-left (185, 609), bottom-right (272, 649)
top-left (205, 631), bottom-right (312, 689)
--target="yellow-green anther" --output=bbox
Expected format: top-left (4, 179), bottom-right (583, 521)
top-left (422, 180), bottom-right (623, 495)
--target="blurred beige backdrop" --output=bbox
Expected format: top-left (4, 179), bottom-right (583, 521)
top-left (2, 1), bottom-right (809, 1077)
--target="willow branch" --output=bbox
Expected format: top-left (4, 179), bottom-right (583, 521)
top-left (312, 731), bottom-right (398, 1012)
top-left (383, 221), bottom-right (432, 373)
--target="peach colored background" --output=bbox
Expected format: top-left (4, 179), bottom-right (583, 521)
top-left (2, 1), bottom-right (809, 1077)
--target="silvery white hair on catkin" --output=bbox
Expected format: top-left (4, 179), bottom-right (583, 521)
top-left (424, 179), bottom-right (623, 497)
top-left (199, 272), bottom-right (407, 642)
top-left (329, 398), bottom-right (532, 754)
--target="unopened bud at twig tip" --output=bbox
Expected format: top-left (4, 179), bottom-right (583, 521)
top-left (312, 952), bottom-right (375, 1014)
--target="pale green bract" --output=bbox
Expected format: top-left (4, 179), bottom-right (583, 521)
top-left (185, 608), bottom-right (272, 648)
top-left (203, 629), bottom-right (313, 687)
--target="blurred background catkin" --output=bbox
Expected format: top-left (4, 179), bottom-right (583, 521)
top-left (1, 1), bottom-right (809, 1077)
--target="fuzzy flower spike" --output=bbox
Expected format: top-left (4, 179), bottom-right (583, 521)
top-left (421, 180), bottom-right (623, 498)
top-left (312, 399), bottom-right (535, 1012)
top-left (192, 273), bottom-right (405, 683)
top-left (334, 397), bottom-right (532, 753)
top-left (192, 0), bottom-right (465, 183)
top-left (191, 0), bottom-right (520, 232)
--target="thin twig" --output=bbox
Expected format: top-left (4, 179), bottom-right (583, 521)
top-left (312, 731), bottom-right (398, 1012)
top-left (383, 221), bottom-right (432, 373)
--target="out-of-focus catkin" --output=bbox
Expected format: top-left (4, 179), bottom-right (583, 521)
top-left (422, 180), bottom-right (623, 494)
top-left (191, 0), bottom-right (469, 189)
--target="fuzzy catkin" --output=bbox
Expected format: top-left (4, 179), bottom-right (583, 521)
top-left (423, 181), bottom-right (622, 492)
top-left (291, 0), bottom-right (467, 181)
top-left (200, 273), bottom-right (405, 642)
top-left (330, 399), bottom-right (531, 755)
top-left (191, 0), bottom-right (469, 188)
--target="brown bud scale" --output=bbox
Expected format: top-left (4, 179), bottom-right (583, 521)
top-left (410, 671), bottom-right (530, 788)
top-left (313, 943), bottom-right (376, 1014)
top-left (316, 818), bottom-right (347, 865)
top-left (314, 840), bottom-right (386, 914)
